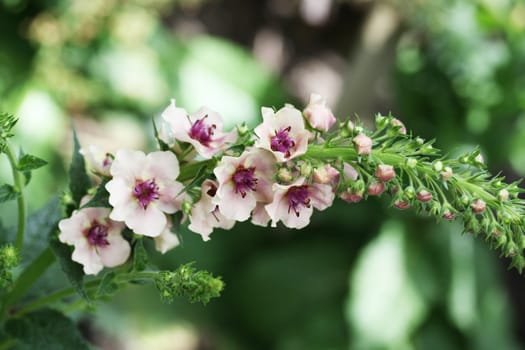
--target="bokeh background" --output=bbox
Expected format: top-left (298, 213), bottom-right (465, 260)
top-left (1, 0), bottom-right (525, 349)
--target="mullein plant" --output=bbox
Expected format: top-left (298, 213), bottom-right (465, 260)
top-left (0, 93), bottom-right (524, 347)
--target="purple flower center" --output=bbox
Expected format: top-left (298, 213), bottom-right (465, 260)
top-left (102, 153), bottom-right (112, 168)
top-left (133, 179), bottom-right (160, 209)
top-left (86, 222), bottom-right (109, 247)
top-left (189, 115), bottom-right (216, 146)
top-left (232, 166), bottom-right (258, 198)
top-left (287, 185), bottom-right (311, 217)
top-left (270, 126), bottom-right (295, 158)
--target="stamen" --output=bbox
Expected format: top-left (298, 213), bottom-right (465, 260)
top-left (286, 185), bottom-right (311, 217)
top-left (270, 126), bottom-right (295, 158)
top-left (189, 115), bottom-right (216, 146)
top-left (133, 179), bottom-right (160, 209)
top-left (232, 166), bottom-right (258, 197)
top-left (86, 222), bottom-right (109, 247)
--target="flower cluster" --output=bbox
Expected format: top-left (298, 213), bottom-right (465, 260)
top-left (58, 94), bottom-right (525, 276)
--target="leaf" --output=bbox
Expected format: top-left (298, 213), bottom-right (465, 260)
top-left (81, 179), bottom-right (111, 209)
top-left (132, 238), bottom-right (148, 272)
top-left (69, 128), bottom-right (91, 208)
top-left (96, 271), bottom-right (118, 297)
top-left (152, 117), bottom-right (171, 151)
top-left (17, 154), bottom-right (47, 172)
top-left (5, 308), bottom-right (90, 350)
top-left (49, 239), bottom-right (89, 302)
top-left (0, 184), bottom-right (18, 203)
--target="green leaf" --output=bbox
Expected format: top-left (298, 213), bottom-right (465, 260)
top-left (5, 309), bottom-right (90, 350)
top-left (49, 240), bottom-right (89, 302)
top-left (132, 238), bottom-right (148, 272)
top-left (17, 154), bottom-right (47, 172)
top-left (96, 271), bottom-right (118, 297)
top-left (81, 179), bottom-right (111, 209)
top-left (0, 184), bottom-right (18, 203)
top-left (69, 128), bottom-right (91, 209)
top-left (152, 117), bottom-right (170, 151)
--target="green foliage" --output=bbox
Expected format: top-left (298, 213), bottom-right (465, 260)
top-left (68, 129), bottom-right (91, 211)
top-left (154, 263), bottom-right (224, 305)
top-left (5, 309), bottom-right (90, 350)
top-left (96, 272), bottom-right (118, 298)
top-left (132, 238), bottom-right (148, 272)
top-left (80, 178), bottom-right (110, 209)
top-left (17, 154), bottom-right (47, 172)
top-left (0, 184), bottom-right (17, 203)
top-left (0, 112), bottom-right (17, 153)
top-left (0, 244), bottom-right (19, 288)
top-left (49, 240), bottom-right (88, 302)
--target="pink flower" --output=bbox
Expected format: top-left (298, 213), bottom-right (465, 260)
top-left (265, 178), bottom-right (334, 229)
top-left (375, 164), bottom-right (395, 182)
top-left (394, 200), bottom-right (410, 209)
top-left (251, 202), bottom-right (271, 227)
top-left (105, 150), bottom-right (184, 237)
top-left (213, 148), bottom-right (276, 221)
top-left (254, 106), bottom-right (310, 162)
top-left (161, 99), bottom-right (237, 159)
top-left (340, 190), bottom-right (363, 203)
top-left (58, 199), bottom-right (130, 275)
top-left (188, 179), bottom-right (235, 241)
top-left (154, 221), bottom-right (180, 254)
top-left (471, 199), bottom-right (486, 213)
top-left (353, 133), bottom-right (372, 155)
top-left (343, 162), bottom-right (359, 181)
top-left (80, 145), bottom-right (113, 177)
top-left (303, 93), bottom-right (337, 131)
top-left (391, 118), bottom-right (406, 134)
top-left (416, 190), bottom-right (433, 202)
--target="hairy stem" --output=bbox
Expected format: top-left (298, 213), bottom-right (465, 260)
top-left (5, 143), bottom-right (26, 251)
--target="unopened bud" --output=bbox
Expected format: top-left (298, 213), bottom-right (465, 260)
top-left (313, 165), bottom-right (339, 184)
top-left (440, 166), bottom-right (453, 181)
top-left (404, 186), bottom-right (415, 199)
top-left (368, 181), bottom-right (385, 196)
top-left (278, 168), bottom-right (292, 182)
top-left (442, 210), bottom-right (456, 220)
top-left (416, 190), bottom-right (432, 202)
top-left (353, 133), bottom-right (372, 155)
top-left (475, 153), bottom-right (484, 164)
top-left (182, 201), bottom-right (193, 216)
top-left (406, 158), bottom-right (417, 168)
top-left (375, 115), bottom-right (389, 129)
top-left (415, 137), bottom-right (425, 145)
top-left (394, 200), bottom-right (410, 209)
top-left (471, 198), bottom-right (486, 213)
top-left (300, 162), bottom-right (313, 177)
top-left (340, 190), bottom-right (363, 203)
top-left (391, 118), bottom-right (406, 135)
top-left (375, 164), bottom-right (395, 182)
top-left (498, 189), bottom-right (509, 201)
top-left (236, 123), bottom-right (249, 136)
top-left (433, 161), bottom-right (443, 172)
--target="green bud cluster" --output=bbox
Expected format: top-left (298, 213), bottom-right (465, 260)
top-left (0, 244), bottom-right (19, 288)
top-left (154, 263), bottom-right (224, 304)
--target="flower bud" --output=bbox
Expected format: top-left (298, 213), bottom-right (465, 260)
top-left (182, 201), bottom-right (193, 216)
top-left (343, 162), bottom-right (359, 181)
top-left (353, 133), bottom-right (372, 155)
top-left (475, 153), bottom-right (484, 164)
top-left (471, 198), bottom-right (486, 213)
top-left (415, 137), bottom-right (424, 145)
top-left (340, 190), bottom-right (363, 203)
top-left (313, 165), bottom-right (339, 184)
top-left (368, 181), bottom-right (385, 196)
top-left (236, 122), bottom-right (249, 136)
top-left (440, 166), bottom-right (453, 181)
top-left (303, 93), bottom-right (337, 132)
top-left (498, 189), bottom-right (509, 201)
top-left (300, 162), bottom-right (313, 177)
top-left (394, 200), bottom-right (410, 209)
top-left (339, 120), bottom-right (355, 137)
top-left (416, 190), bottom-right (432, 202)
top-left (391, 118), bottom-right (407, 134)
top-left (404, 186), bottom-right (415, 199)
top-left (442, 209), bottom-right (456, 220)
top-left (433, 161), bottom-right (443, 172)
top-left (375, 164), bottom-right (395, 182)
top-left (375, 115), bottom-right (389, 129)
top-left (406, 157), bottom-right (417, 168)
top-left (278, 168), bottom-right (292, 182)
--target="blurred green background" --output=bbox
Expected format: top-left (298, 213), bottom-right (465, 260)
top-left (1, 0), bottom-right (525, 349)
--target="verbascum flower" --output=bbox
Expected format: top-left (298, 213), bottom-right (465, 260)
top-left (106, 150), bottom-right (184, 237)
top-left (154, 220), bottom-right (181, 254)
top-left (80, 144), bottom-right (112, 177)
top-left (254, 106), bottom-right (310, 162)
top-left (353, 133), bottom-right (372, 155)
top-left (161, 99), bottom-right (237, 159)
top-left (188, 179), bottom-right (235, 241)
top-left (265, 178), bottom-right (334, 229)
top-left (58, 198), bottom-right (130, 275)
top-left (303, 93), bottom-right (337, 131)
top-left (213, 148), bottom-right (276, 222)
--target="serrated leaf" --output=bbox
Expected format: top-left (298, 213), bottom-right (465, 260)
top-left (49, 239), bottom-right (89, 302)
top-left (96, 271), bottom-right (118, 297)
top-left (133, 238), bottom-right (148, 272)
top-left (23, 197), bottom-right (61, 262)
top-left (0, 184), bottom-right (18, 203)
top-left (17, 154), bottom-right (47, 171)
top-left (69, 128), bottom-right (91, 208)
top-left (5, 309), bottom-right (90, 350)
top-left (81, 179), bottom-right (111, 209)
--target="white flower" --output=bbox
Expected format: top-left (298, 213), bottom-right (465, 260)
top-left (106, 150), bottom-right (184, 237)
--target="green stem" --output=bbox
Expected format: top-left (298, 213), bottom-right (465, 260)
top-left (5, 143), bottom-right (25, 251)
top-left (1, 248), bottom-right (56, 317)
top-left (9, 271), bottom-right (157, 317)
top-left (178, 159), bottom-right (215, 182)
